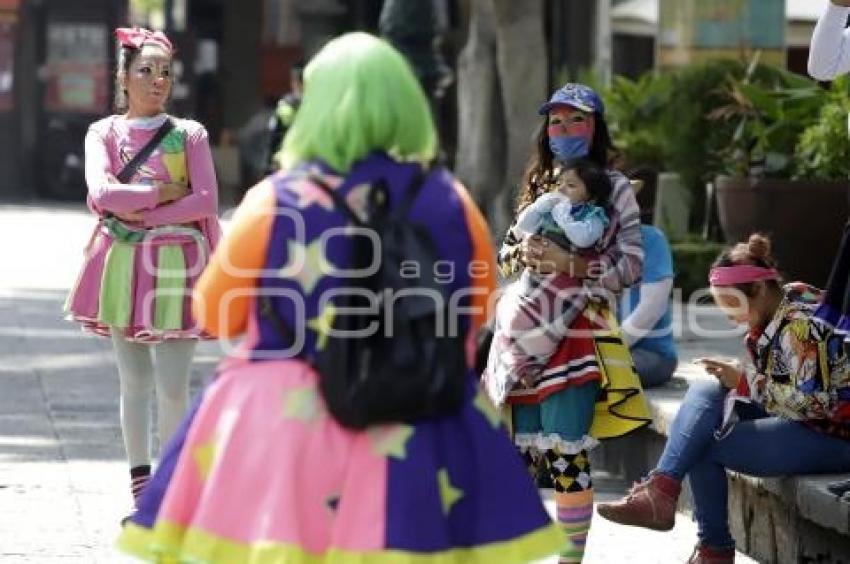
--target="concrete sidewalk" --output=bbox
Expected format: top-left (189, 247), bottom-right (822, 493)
top-left (0, 288), bottom-right (220, 563)
top-left (0, 204), bottom-right (755, 563)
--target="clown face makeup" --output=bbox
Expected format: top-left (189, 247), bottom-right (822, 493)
top-left (122, 44), bottom-right (173, 118)
top-left (546, 106), bottom-right (595, 163)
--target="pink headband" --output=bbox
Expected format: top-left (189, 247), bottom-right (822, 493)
top-left (115, 27), bottom-right (173, 53)
top-left (709, 265), bottom-right (780, 286)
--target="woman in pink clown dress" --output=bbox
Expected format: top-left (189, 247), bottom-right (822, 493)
top-left (64, 27), bottom-right (220, 509)
top-left (117, 32), bottom-right (564, 563)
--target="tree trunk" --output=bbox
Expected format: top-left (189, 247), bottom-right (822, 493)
top-left (491, 0), bottom-right (547, 235)
top-left (455, 0), bottom-right (547, 237)
top-left (594, 0), bottom-right (613, 86)
top-left (454, 0), bottom-right (503, 221)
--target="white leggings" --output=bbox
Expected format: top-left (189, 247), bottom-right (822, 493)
top-left (111, 334), bottom-right (196, 468)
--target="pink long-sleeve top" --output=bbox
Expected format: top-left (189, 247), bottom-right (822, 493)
top-left (84, 113), bottom-right (221, 249)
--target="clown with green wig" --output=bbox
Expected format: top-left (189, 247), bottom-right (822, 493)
top-left (117, 32), bottom-right (565, 563)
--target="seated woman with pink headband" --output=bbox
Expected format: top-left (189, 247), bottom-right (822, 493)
top-left (595, 233), bottom-right (850, 564)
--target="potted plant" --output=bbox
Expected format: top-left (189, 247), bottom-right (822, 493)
top-left (605, 59), bottom-right (749, 233)
top-left (603, 72), bottom-right (671, 224)
top-left (709, 59), bottom-right (850, 288)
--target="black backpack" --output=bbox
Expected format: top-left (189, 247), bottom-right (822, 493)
top-left (267, 169), bottom-right (468, 429)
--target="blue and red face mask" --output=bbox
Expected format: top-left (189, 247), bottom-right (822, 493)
top-left (547, 108), bottom-right (595, 163)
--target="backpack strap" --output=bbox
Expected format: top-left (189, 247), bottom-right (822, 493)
top-left (259, 294), bottom-right (294, 348)
top-left (308, 173), bottom-right (367, 227)
top-left (393, 168), bottom-right (428, 220)
top-left (116, 117), bottom-right (175, 184)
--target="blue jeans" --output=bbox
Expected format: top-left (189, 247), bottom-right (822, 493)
top-left (656, 380), bottom-right (850, 549)
top-left (631, 347), bottom-right (677, 389)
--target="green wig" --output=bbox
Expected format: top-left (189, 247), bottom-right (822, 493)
top-left (278, 32), bottom-right (437, 173)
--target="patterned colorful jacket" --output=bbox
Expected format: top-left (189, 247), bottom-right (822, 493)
top-left (738, 283), bottom-right (850, 439)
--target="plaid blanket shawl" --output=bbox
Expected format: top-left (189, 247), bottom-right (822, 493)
top-left (487, 168), bottom-right (643, 406)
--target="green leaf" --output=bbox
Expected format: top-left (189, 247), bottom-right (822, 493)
top-left (737, 83), bottom-right (779, 117)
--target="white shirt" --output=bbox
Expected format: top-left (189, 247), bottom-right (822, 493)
top-left (808, 3), bottom-right (850, 81)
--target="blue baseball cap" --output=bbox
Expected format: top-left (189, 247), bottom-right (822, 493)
top-left (538, 83), bottom-right (604, 115)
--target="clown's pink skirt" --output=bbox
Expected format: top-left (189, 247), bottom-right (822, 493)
top-left (65, 220), bottom-right (209, 342)
top-left (118, 359), bottom-right (564, 563)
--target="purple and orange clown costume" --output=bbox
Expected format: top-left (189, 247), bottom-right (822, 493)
top-left (116, 153), bottom-right (565, 563)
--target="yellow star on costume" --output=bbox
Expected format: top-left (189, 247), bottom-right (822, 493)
top-left (279, 239), bottom-right (333, 294)
top-left (307, 303), bottom-right (336, 350)
top-left (282, 385), bottom-right (322, 422)
top-left (473, 391), bottom-right (503, 429)
top-left (437, 468), bottom-right (464, 515)
top-left (367, 425), bottom-right (415, 459)
top-left (193, 439), bottom-right (217, 481)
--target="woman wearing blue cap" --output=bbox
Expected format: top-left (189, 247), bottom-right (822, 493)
top-left (483, 83), bottom-right (647, 563)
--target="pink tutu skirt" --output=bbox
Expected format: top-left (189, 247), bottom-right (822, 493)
top-left (118, 359), bottom-right (565, 563)
top-left (65, 219), bottom-right (210, 342)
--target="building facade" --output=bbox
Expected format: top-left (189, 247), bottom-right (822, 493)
top-left (1, 0), bottom-right (126, 200)
top-left (1, 0), bottom-right (602, 200)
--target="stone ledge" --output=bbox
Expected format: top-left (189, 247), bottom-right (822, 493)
top-left (731, 473), bottom-right (850, 537)
top-left (640, 368), bottom-right (850, 537)
top-left (594, 365), bottom-right (850, 563)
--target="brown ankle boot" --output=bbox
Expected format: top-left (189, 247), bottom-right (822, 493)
top-left (687, 544), bottom-right (735, 563)
top-left (596, 472), bottom-right (681, 531)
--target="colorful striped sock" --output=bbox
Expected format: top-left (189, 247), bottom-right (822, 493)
top-left (554, 489), bottom-right (593, 564)
top-left (130, 464), bottom-right (151, 505)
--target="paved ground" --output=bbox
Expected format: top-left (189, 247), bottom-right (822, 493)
top-left (0, 203), bottom-right (756, 563)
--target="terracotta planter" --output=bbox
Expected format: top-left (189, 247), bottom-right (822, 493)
top-left (714, 175), bottom-right (850, 288)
